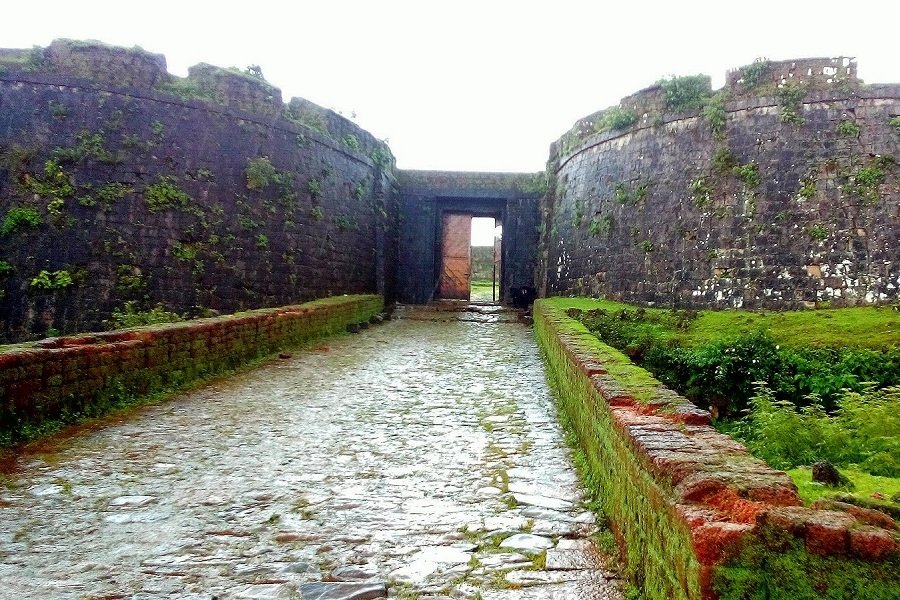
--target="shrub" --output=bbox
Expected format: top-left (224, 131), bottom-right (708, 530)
top-left (2, 206), bottom-right (42, 235)
top-left (577, 308), bottom-right (900, 417)
top-left (776, 84), bottom-right (806, 124)
top-left (109, 301), bottom-right (182, 329)
top-left (837, 119), bottom-right (861, 137)
top-left (245, 157), bottom-right (283, 191)
top-left (739, 58), bottom-right (771, 90)
top-left (658, 74), bottom-right (712, 112)
top-left (596, 107), bottom-right (638, 132)
top-left (145, 177), bottom-right (191, 212)
top-left (30, 269), bottom-right (74, 290)
top-left (342, 134), bottom-right (361, 151)
top-left (738, 384), bottom-right (900, 476)
top-left (703, 91), bottom-right (728, 135)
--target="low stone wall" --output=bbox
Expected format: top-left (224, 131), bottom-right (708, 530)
top-left (0, 294), bottom-right (383, 444)
top-left (534, 298), bottom-right (899, 599)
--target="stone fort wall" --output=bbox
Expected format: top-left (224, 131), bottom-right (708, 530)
top-left (0, 40), bottom-right (397, 343)
top-left (539, 58), bottom-right (900, 308)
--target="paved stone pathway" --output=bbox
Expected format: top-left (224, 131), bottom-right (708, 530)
top-left (0, 309), bottom-right (622, 599)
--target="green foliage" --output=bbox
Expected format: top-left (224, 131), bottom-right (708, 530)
top-left (342, 134), bottom-right (361, 151)
top-left (245, 156), bottom-right (291, 193)
top-left (736, 384), bottom-right (900, 476)
top-left (638, 240), bottom-right (654, 252)
top-left (633, 181), bottom-right (650, 204)
top-left (53, 130), bottom-right (119, 164)
top-left (702, 91), bottom-right (728, 136)
top-left (612, 180), bottom-right (651, 205)
top-left (738, 58), bottom-right (771, 90)
top-left (596, 107), bottom-right (638, 132)
top-left (837, 119), bottom-right (861, 136)
top-left (776, 84), bottom-right (806, 124)
top-left (712, 147), bottom-right (737, 172)
top-left (96, 182), bottom-right (131, 207)
top-left (47, 100), bottom-right (69, 119)
top-left (335, 214), bottom-right (358, 231)
top-left (588, 214), bottom-right (613, 237)
top-left (657, 74), bottom-right (712, 112)
top-left (690, 176), bottom-right (712, 208)
top-left (287, 108), bottom-right (329, 135)
top-left (238, 215), bottom-right (261, 230)
top-left (255, 233), bottom-right (269, 249)
top-left (574, 304), bottom-right (900, 418)
top-left (24, 159), bottom-right (75, 202)
top-left (307, 177), bottom-right (322, 198)
top-left (733, 162), bottom-right (760, 187)
top-left (369, 145), bottom-right (393, 169)
top-left (572, 197), bottom-right (585, 227)
top-left (352, 181), bottom-right (369, 201)
top-left (520, 171), bottom-right (549, 197)
top-left (109, 300), bottom-right (182, 328)
top-left (713, 526), bottom-right (900, 600)
top-left (0, 260), bottom-right (13, 276)
top-left (30, 269), bottom-right (74, 290)
top-left (806, 223), bottom-right (829, 241)
top-left (171, 242), bottom-right (198, 262)
top-left (310, 206), bottom-right (324, 221)
top-left (2, 206), bottom-right (42, 235)
top-left (890, 116), bottom-right (900, 133)
top-left (841, 156), bottom-right (892, 205)
top-left (145, 176), bottom-right (191, 212)
top-left (154, 77), bottom-right (217, 102)
top-left (787, 466), bottom-right (900, 513)
top-left (797, 175), bottom-right (817, 199)
top-left (115, 264), bottom-right (144, 291)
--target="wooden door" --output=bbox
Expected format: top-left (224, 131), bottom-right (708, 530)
top-left (438, 213), bottom-right (472, 299)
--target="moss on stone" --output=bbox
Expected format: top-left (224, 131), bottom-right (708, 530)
top-left (713, 526), bottom-right (900, 599)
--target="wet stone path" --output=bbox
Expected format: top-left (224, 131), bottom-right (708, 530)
top-left (0, 312), bottom-right (623, 599)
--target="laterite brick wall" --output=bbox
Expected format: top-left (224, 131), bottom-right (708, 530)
top-left (0, 294), bottom-right (383, 442)
top-left (534, 298), bottom-right (899, 600)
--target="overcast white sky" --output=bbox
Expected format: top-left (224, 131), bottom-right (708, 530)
top-left (5, 1), bottom-right (900, 174)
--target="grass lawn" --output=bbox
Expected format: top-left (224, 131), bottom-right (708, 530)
top-left (470, 279), bottom-right (497, 302)
top-left (787, 466), bottom-right (900, 518)
top-left (540, 297), bottom-right (899, 350)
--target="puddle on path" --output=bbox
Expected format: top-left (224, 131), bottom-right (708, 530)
top-left (0, 318), bottom-right (622, 599)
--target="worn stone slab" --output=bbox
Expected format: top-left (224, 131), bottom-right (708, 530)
top-left (520, 506), bottom-right (576, 522)
top-left (330, 565), bottom-right (377, 581)
top-left (297, 582), bottom-right (387, 600)
top-left (482, 571), bottom-right (622, 599)
top-left (545, 549), bottom-right (601, 570)
top-left (556, 538), bottom-right (592, 551)
top-left (499, 533), bottom-right (554, 554)
top-left (512, 493), bottom-right (573, 511)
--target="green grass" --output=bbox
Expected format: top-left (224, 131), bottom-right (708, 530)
top-left (541, 297), bottom-right (899, 350)
top-left (470, 279), bottom-right (496, 302)
top-left (787, 467), bottom-right (900, 511)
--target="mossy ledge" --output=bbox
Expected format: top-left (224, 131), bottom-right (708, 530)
top-left (534, 297), bottom-right (900, 599)
top-left (0, 294), bottom-right (383, 447)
